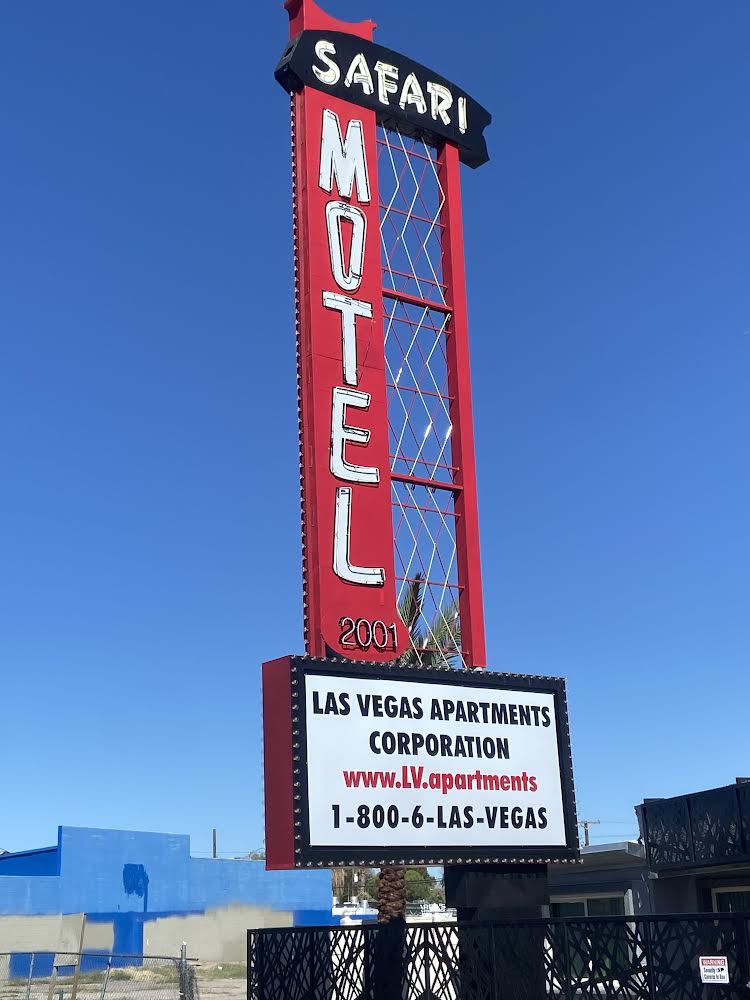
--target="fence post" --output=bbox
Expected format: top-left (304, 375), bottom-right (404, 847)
top-left (489, 923), bottom-right (498, 1000)
top-left (45, 964), bottom-right (58, 1000)
top-left (309, 930), bottom-right (315, 1000)
top-left (99, 956), bottom-right (112, 1000)
top-left (25, 952), bottom-right (36, 1000)
top-left (251, 930), bottom-right (258, 1000)
top-left (363, 927), bottom-right (371, 1000)
top-left (70, 914), bottom-right (87, 1000)
top-left (422, 926), bottom-right (430, 1000)
top-left (733, 914), bottom-right (750, 987)
top-left (178, 942), bottom-right (189, 1000)
top-left (561, 920), bottom-right (573, 1000)
top-left (643, 918), bottom-right (656, 1000)
top-left (257, 932), bottom-right (265, 1000)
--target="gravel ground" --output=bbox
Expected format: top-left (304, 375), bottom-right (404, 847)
top-left (0, 978), bottom-right (248, 1000)
top-left (195, 978), bottom-right (246, 1000)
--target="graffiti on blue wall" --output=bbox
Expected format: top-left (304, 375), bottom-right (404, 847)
top-left (122, 864), bottom-right (149, 912)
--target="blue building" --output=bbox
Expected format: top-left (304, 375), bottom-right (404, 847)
top-left (0, 826), bottom-right (331, 960)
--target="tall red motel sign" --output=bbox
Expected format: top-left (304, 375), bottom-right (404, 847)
top-left (263, 0), bottom-right (579, 872)
top-left (279, 0), bottom-right (488, 666)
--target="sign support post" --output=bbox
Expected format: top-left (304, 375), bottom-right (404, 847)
top-left (263, 3), bottom-right (579, 988)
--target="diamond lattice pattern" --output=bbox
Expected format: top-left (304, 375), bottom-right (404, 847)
top-left (378, 126), bottom-right (464, 668)
top-left (378, 127), bottom-right (446, 303)
top-left (385, 300), bottom-right (453, 485)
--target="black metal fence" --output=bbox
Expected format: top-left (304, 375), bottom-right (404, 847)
top-left (638, 783), bottom-right (750, 870)
top-left (248, 913), bottom-right (750, 1000)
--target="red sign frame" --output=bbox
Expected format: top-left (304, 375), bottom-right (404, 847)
top-left (283, 0), bottom-right (488, 667)
top-left (263, 655), bottom-right (579, 869)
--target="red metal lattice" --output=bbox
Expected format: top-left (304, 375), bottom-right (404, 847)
top-left (379, 127), bottom-right (485, 668)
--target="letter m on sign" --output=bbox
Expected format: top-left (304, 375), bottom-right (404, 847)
top-left (280, 0), bottom-right (487, 667)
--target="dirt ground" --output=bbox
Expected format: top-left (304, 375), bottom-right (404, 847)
top-left (0, 966), bottom-right (249, 1000)
top-left (195, 977), bottom-right (247, 1000)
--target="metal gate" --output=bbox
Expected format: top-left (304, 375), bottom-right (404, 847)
top-left (248, 912), bottom-right (750, 1000)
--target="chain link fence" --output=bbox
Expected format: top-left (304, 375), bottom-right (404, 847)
top-left (0, 953), bottom-right (198, 1000)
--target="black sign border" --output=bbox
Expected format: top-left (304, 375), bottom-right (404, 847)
top-left (288, 656), bottom-right (580, 868)
top-left (275, 30), bottom-right (491, 168)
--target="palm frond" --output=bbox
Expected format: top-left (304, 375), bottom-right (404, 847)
top-left (421, 600), bottom-right (461, 666)
top-left (398, 574), bottom-right (425, 663)
top-left (398, 573), bottom-right (424, 633)
top-left (398, 572), bottom-right (462, 667)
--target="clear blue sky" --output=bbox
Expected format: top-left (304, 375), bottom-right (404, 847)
top-left (1, 0), bottom-right (748, 856)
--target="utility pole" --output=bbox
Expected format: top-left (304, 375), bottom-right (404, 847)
top-left (331, 867), bottom-right (345, 904)
top-left (578, 819), bottom-right (600, 847)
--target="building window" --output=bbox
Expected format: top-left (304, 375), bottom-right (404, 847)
top-left (550, 895), bottom-right (629, 981)
top-left (713, 888), bottom-right (750, 913)
top-left (551, 895), bottom-right (626, 918)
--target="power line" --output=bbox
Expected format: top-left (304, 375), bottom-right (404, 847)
top-left (588, 832), bottom-right (639, 840)
top-left (577, 819), bottom-right (600, 847)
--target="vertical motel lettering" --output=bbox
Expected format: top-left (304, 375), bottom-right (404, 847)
top-left (319, 109), bottom-right (384, 586)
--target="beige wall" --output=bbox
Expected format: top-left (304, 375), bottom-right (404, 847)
top-left (144, 905), bottom-right (293, 962)
top-left (0, 913), bottom-right (113, 953)
top-left (0, 906), bottom-right (293, 963)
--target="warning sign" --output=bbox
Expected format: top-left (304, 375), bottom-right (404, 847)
top-left (699, 956), bottom-right (729, 984)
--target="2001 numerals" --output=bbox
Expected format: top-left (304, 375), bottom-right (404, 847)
top-left (338, 617), bottom-right (398, 652)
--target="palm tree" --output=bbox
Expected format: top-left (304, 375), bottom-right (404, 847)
top-left (397, 572), bottom-right (461, 667)
top-left (377, 575), bottom-right (461, 924)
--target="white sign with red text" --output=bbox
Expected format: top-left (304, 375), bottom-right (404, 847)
top-left (304, 672), bottom-right (567, 848)
top-left (699, 957), bottom-right (729, 985)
